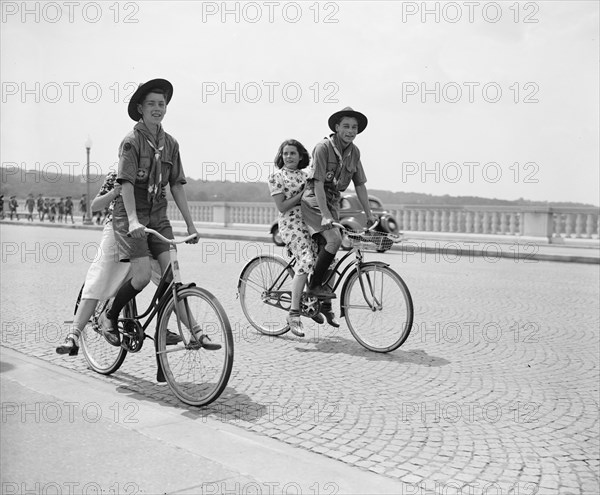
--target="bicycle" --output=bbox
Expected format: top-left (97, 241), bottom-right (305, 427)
top-left (237, 223), bottom-right (414, 353)
top-left (71, 228), bottom-right (234, 407)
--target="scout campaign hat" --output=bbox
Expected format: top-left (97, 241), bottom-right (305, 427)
top-left (328, 106), bottom-right (368, 134)
top-left (128, 78), bottom-right (174, 121)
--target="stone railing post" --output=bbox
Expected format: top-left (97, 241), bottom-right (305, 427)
top-left (212, 203), bottom-right (230, 227)
top-left (522, 207), bottom-right (553, 242)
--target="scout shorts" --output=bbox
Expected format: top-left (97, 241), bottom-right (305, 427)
top-left (300, 191), bottom-right (340, 237)
top-left (112, 206), bottom-right (173, 262)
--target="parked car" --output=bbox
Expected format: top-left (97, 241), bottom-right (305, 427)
top-left (270, 194), bottom-right (399, 251)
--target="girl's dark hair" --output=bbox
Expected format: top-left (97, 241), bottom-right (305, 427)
top-left (274, 139), bottom-right (310, 170)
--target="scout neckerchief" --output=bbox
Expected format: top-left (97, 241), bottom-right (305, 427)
top-left (134, 121), bottom-right (165, 203)
top-left (327, 134), bottom-right (351, 189)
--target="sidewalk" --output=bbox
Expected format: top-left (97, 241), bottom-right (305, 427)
top-left (2, 218), bottom-right (599, 264)
top-left (2, 221), bottom-right (598, 494)
top-left (1, 347), bottom-right (407, 494)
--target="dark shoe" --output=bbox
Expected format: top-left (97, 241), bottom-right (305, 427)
top-left (306, 286), bottom-right (336, 299)
top-left (192, 327), bottom-right (222, 350)
top-left (323, 310), bottom-right (341, 328)
top-left (311, 313), bottom-right (325, 324)
top-left (56, 334), bottom-right (80, 356)
top-left (166, 330), bottom-right (183, 346)
top-left (286, 315), bottom-right (305, 337)
top-left (99, 310), bottom-right (120, 347)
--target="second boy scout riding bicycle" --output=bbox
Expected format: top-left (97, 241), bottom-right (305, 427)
top-left (300, 107), bottom-right (377, 325)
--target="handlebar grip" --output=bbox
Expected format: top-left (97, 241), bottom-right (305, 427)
top-left (127, 228), bottom-right (197, 244)
top-left (366, 219), bottom-right (380, 231)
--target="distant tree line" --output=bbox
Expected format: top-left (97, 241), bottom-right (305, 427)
top-left (0, 167), bottom-right (594, 207)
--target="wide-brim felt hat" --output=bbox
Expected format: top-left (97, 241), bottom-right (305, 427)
top-left (127, 78), bottom-right (173, 121)
top-left (328, 107), bottom-right (368, 134)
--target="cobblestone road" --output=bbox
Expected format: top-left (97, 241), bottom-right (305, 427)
top-left (1, 224), bottom-right (598, 494)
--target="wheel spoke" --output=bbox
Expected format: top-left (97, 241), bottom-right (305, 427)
top-left (238, 256), bottom-right (292, 336)
top-left (79, 294), bottom-right (127, 375)
top-left (343, 266), bottom-right (413, 352)
top-left (157, 287), bottom-right (233, 407)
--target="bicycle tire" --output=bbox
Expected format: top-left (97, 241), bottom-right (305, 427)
top-left (77, 284), bottom-right (127, 375)
top-left (157, 287), bottom-right (234, 407)
top-left (342, 264), bottom-right (413, 353)
top-left (238, 255), bottom-right (293, 336)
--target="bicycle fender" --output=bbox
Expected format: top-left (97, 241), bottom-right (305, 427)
top-left (236, 254), bottom-right (288, 291)
top-left (178, 282), bottom-right (196, 290)
top-left (339, 261), bottom-right (390, 318)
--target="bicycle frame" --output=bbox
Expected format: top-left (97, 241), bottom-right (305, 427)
top-left (124, 263), bottom-right (174, 338)
top-left (239, 226), bottom-right (411, 353)
top-left (121, 243), bottom-right (194, 345)
top-left (78, 228), bottom-right (234, 405)
top-left (265, 243), bottom-right (389, 315)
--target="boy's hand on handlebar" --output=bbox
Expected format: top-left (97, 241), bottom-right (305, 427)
top-left (321, 216), bottom-right (334, 228)
top-left (366, 214), bottom-right (378, 229)
top-left (186, 225), bottom-right (199, 244)
top-left (128, 221), bottom-right (146, 238)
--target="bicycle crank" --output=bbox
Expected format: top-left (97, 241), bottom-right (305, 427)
top-left (121, 319), bottom-right (145, 353)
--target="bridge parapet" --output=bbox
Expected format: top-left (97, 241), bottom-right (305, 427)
top-left (166, 202), bottom-right (599, 243)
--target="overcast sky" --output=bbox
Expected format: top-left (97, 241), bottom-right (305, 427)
top-left (1, 1), bottom-right (598, 205)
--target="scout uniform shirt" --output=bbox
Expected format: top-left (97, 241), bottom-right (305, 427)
top-left (301, 134), bottom-right (368, 235)
top-left (305, 133), bottom-right (368, 208)
top-left (114, 123), bottom-right (186, 218)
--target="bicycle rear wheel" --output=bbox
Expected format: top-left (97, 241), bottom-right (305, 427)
top-left (77, 285), bottom-right (127, 375)
top-left (342, 265), bottom-right (413, 353)
top-left (157, 287), bottom-right (233, 407)
top-left (238, 255), bottom-right (293, 336)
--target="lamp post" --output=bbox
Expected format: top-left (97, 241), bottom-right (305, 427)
top-left (83, 136), bottom-right (93, 224)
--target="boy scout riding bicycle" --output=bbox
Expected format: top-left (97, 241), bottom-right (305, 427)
top-left (98, 78), bottom-right (220, 352)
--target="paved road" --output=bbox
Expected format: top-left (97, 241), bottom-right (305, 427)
top-left (1, 224), bottom-right (599, 494)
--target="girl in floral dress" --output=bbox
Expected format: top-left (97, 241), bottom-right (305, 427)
top-left (268, 139), bottom-right (319, 337)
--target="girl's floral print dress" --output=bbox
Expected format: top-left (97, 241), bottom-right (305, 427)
top-left (268, 168), bottom-right (317, 275)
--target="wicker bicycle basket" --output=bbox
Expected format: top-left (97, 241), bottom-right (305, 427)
top-left (347, 230), bottom-right (395, 252)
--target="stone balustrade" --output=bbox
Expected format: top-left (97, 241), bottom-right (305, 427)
top-left (167, 201), bottom-right (279, 227)
top-left (165, 202), bottom-right (599, 242)
top-left (7, 198), bottom-right (597, 242)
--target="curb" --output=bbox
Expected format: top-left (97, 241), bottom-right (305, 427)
top-left (2, 219), bottom-right (598, 264)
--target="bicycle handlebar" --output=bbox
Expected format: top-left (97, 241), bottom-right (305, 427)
top-left (143, 228), bottom-right (198, 245)
top-left (331, 220), bottom-right (380, 231)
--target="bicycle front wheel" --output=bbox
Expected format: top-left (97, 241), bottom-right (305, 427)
top-left (157, 287), bottom-right (233, 407)
top-left (77, 285), bottom-right (127, 375)
top-left (342, 265), bottom-right (413, 353)
top-left (238, 255), bottom-right (293, 336)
